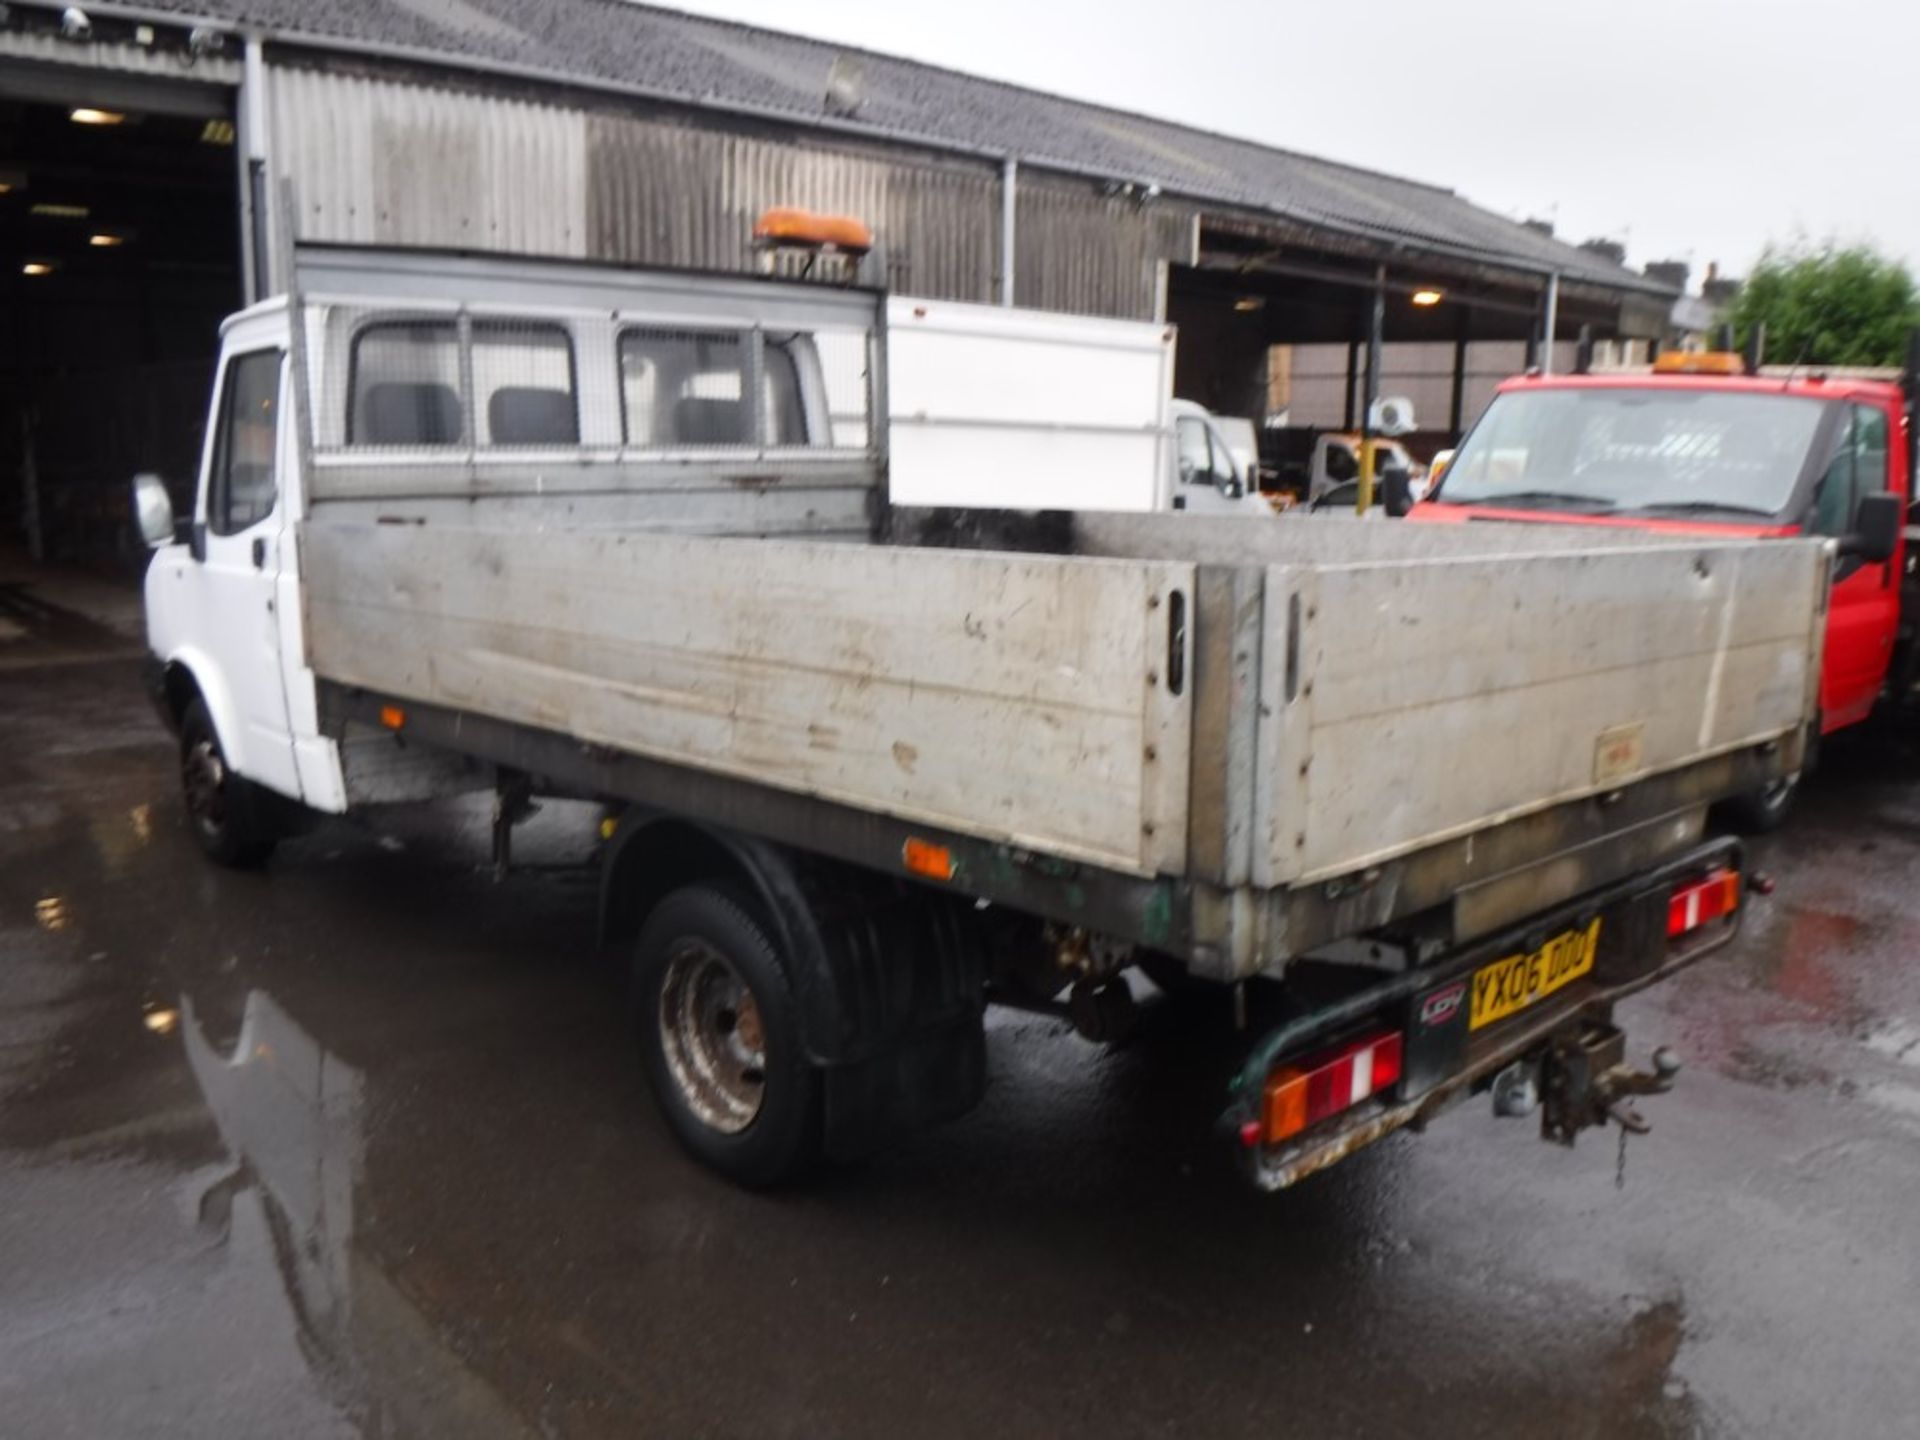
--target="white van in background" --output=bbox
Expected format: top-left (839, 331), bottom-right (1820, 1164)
top-left (885, 299), bottom-right (1273, 518)
top-left (1171, 400), bottom-right (1271, 515)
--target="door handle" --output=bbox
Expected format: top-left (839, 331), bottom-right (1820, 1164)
top-left (251, 537), bottom-right (267, 570)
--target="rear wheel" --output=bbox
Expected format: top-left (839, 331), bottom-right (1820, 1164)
top-left (1719, 771), bottom-right (1800, 834)
top-left (631, 885), bottom-right (820, 1186)
top-left (179, 698), bottom-right (277, 867)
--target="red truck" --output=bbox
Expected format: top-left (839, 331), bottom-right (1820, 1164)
top-left (1414, 351), bottom-right (1914, 828)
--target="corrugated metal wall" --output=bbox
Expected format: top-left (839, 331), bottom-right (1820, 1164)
top-left (267, 64), bottom-right (1192, 318)
top-left (271, 67), bottom-right (590, 257)
top-left (1015, 174), bottom-right (1197, 320)
top-left (585, 113), bottom-right (998, 301)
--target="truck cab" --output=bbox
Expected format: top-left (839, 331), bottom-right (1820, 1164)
top-left (140, 299), bottom-right (345, 853)
top-left (139, 286), bottom-right (853, 854)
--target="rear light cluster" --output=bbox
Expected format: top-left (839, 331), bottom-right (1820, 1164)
top-left (1244, 1029), bottom-right (1403, 1148)
top-left (1669, 868), bottom-right (1739, 939)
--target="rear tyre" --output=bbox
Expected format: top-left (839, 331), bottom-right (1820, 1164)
top-left (631, 885), bottom-right (821, 1187)
top-left (1719, 772), bottom-right (1800, 834)
top-left (178, 698), bottom-right (278, 868)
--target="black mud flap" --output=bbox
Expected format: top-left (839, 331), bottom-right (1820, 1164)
top-left (785, 861), bottom-right (989, 1160)
top-left (820, 1011), bottom-right (987, 1161)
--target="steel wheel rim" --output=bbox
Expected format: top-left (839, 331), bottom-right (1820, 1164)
top-left (183, 738), bottom-right (227, 836)
top-left (657, 940), bottom-right (767, 1133)
top-left (1762, 773), bottom-right (1799, 810)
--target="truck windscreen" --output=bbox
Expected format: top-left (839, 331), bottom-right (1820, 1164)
top-left (1438, 387), bottom-right (1831, 517)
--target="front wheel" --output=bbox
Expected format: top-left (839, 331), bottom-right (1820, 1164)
top-left (631, 885), bottom-right (821, 1186)
top-left (178, 698), bottom-right (278, 867)
top-left (1719, 772), bottom-right (1801, 834)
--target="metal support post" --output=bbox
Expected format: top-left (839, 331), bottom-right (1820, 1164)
top-left (1342, 340), bottom-right (1359, 430)
top-left (1358, 265), bottom-right (1385, 513)
top-left (240, 37), bottom-right (275, 300)
top-left (1539, 270), bottom-right (1561, 376)
top-left (1448, 306), bottom-right (1470, 439)
top-left (999, 156), bottom-right (1018, 306)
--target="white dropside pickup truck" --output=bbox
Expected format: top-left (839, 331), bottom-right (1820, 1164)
top-left (134, 245), bottom-right (1825, 1189)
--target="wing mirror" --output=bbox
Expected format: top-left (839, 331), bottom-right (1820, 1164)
top-left (1843, 492), bottom-right (1902, 565)
top-left (132, 472), bottom-right (177, 550)
top-left (1217, 470), bottom-right (1245, 500)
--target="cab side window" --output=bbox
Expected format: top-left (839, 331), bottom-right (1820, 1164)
top-left (1811, 410), bottom-right (1859, 538)
top-left (1854, 404), bottom-right (1890, 499)
top-left (1176, 416), bottom-right (1215, 484)
top-left (208, 350), bottom-right (283, 536)
top-left (1811, 404), bottom-right (1891, 539)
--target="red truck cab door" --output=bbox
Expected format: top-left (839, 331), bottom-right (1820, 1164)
top-left (1810, 399), bottom-right (1905, 731)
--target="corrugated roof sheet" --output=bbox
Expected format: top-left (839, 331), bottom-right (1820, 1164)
top-left (127, 0), bottom-right (1672, 295)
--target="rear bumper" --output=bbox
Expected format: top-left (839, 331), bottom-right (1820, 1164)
top-left (1228, 835), bottom-right (1743, 1190)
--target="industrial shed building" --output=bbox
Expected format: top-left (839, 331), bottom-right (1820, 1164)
top-left (1, 0), bottom-right (1678, 558)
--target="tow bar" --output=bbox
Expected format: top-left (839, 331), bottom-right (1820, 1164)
top-left (1524, 1020), bottom-right (1681, 1144)
top-left (1492, 1020), bottom-right (1682, 1186)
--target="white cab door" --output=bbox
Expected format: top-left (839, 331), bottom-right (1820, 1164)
top-left (191, 341), bottom-right (303, 800)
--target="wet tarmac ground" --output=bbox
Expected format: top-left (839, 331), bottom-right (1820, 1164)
top-left (5, 595), bottom-right (1920, 1439)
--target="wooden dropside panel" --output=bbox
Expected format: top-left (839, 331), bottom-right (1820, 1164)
top-left (300, 523), bottom-right (1193, 876)
top-left (1259, 540), bottom-right (1824, 885)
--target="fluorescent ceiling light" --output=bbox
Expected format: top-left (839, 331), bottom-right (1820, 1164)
top-left (30, 202), bottom-right (89, 219)
top-left (70, 107), bottom-right (127, 126)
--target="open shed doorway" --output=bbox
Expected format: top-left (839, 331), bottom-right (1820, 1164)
top-left (1, 84), bottom-right (241, 569)
top-left (1163, 241), bottom-right (1639, 508)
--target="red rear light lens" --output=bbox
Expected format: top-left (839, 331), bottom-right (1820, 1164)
top-left (1256, 1029), bottom-right (1403, 1146)
top-left (1669, 867), bottom-right (1740, 938)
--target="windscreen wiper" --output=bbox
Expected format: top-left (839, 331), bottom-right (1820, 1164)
top-left (1456, 490), bottom-right (1618, 512)
top-left (1624, 500), bottom-right (1776, 519)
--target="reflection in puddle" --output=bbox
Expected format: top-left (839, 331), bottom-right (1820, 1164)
top-left (34, 894), bottom-right (69, 931)
top-left (87, 804), bottom-right (157, 874)
top-left (183, 990), bottom-right (365, 1353)
top-left (179, 989), bottom-right (528, 1439)
top-left (1745, 905), bottom-right (1864, 1016)
top-left (141, 1005), bottom-right (179, 1036)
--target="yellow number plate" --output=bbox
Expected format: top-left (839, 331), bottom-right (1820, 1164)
top-left (1469, 919), bottom-right (1602, 1031)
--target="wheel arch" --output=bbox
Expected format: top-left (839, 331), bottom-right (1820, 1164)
top-left (598, 812), bottom-right (811, 962)
top-left (156, 647), bottom-right (250, 774)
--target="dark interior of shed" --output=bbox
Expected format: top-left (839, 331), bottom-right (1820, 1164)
top-left (0, 92), bottom-right (240, 565)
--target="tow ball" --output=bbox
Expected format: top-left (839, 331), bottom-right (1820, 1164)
top-left (1491, 1021), bottom-right (1681, 1145)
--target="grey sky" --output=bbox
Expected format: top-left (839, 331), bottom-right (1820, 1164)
top-left (661, 0), bottom-right (1920, 287)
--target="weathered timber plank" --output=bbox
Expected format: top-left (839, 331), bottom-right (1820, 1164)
top-left (302, 522), bottom-right (1193, 875)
